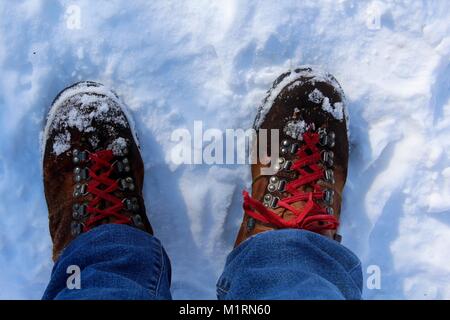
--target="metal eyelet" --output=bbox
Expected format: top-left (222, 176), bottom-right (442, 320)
top-left (131, 214), bottom-right (144, 228)
top-left (326, 207), bottom-right (334, 215)
top-left (321, 150), bottom-right (334, 167)
top-left (73, 183), bottom-right (88, 198)
top-left (327, 158), bottom-right (334, 167)
top-left (318, 128), bottom-right (328, 146)
top-left (263, 194), bottom-right (273, 203)
top-left (283, 160), bottom-right (293, 171)
top-left (73, 167), bottom-right (89, 182)
top-left (327, 132), bottom-right (336, 148)
top-left (267, 183), bottom-right (277, 193)
top-left (72, 149), bottom-right (80, 164)
top-left (123, 197), bottom-right (139, 212)
top-left (70, 221), bottom-right (82, 236)
top-left (120, 177), bottom-right (135, 191)
top-left (323, 189), bottom-right (334, 205)
top-left (264, 191), bottom-right (279, 209)
top-left (72, 203), bottom-right (88, 220)
top-left (247, 217), bottom-right (256, 231)
top-left (269, 176), bottom-right (279, 184)
top-left (72, 149), bottom-right (88, 164)
top-left (278, 180), bottom-right (286, 192)
top-left (325, 169), bottom-right (335, 184)
top-left (270, 196), bottom-right (279, 208)
top-left (282, 140), bottom-right (290, 147)
top-left (117, 158), bottom-right (131, 173)
top-left (319, 134), bottom-right (328, 146)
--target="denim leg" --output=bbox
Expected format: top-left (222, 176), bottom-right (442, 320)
top-left (217, 229), bottom-right (362, 300)
top-left (43, 224), bottom-right (172, 300)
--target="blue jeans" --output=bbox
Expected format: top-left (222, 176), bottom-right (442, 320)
top-left (42, 224), bottom-right (362, 300)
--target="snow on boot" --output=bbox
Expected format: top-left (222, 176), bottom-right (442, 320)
top-left (235, 67), bottom-right (349, 246)
top-left (42, 81), bottom-right (153, 261)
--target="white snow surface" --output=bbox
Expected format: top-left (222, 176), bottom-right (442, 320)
top-left (322, 97), bottom-right (345, 121)
top-left (42, 81), bottom-right (138, 157)
top-left (309, 88), bottom-right (325, 104)
top-left (283, 118), bottom-right (307, 140)
top-left (1, 0), bottom-right (450, 300)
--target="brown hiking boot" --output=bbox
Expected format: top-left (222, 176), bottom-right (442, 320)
top-left (235, 67), bottom-right (349, 246)
top-left (42, 81), bottom-right (153, 261)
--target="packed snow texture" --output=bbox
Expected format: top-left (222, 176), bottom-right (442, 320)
top-left (42, 82), bottom-right (137, 156)
top-left (255, 66), bottom-right (347, 129)
top-left (0, 0), bottom-right (450, 299)
top-left (283, 118), bottom-right (307, 140)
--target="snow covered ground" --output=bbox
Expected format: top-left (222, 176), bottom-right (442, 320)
top-left (1, 0), bottom-right (450, 299)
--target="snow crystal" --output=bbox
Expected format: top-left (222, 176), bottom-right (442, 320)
top-left (52, 132), bottom-right (71, 156)
top-left (321, 97), bottom-right (344, 121)
top-left (53, 94), bottom-right (127, 134)
top-left (41, 82), bottom-right (139, 157)
top-left (88, 135), bottom-right (100, 149)
top-left (98, 102), bottom-right (109, 113)
top-left (108, 137), bottom-right (128, 156)
top-left (284, 119), bottom-right (307, 140)
top-left (308, 88), bottom-right (324, 104)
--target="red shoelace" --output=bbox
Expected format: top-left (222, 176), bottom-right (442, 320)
top-left (243, 131), bottom-right (339, 233)
top-left (84, 150), bottom-right (130, 231)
